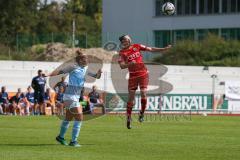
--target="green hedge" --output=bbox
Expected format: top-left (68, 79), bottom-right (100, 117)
top-left (154, 34), bottom-right (240, 66)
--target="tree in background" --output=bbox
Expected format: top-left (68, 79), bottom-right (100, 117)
top-left (0, 0), bottom-right (39, 38)
top-left (0, 0), bottom-right (102, 47)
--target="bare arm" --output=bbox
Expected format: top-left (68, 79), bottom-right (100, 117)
top-left (47, 70), bottom-right (61, 77)
top-left (87, 69), bottom-right (102, 79)
top-left (118, 61), bottom-right (136, 69)
top-left (118, 61), bottom-right (129, 69)
top-left (146, 45), bottom-right (172, 53)
top-left (96, 69), bottom-right (102, 79)
top-left (46, 65), bottom-right (75, 77)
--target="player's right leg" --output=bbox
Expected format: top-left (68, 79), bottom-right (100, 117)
top-left (2, 103), bottom-right (8, 115)
top-left (127, 77), bottom-right (138, 129)
top-left (56, 118), bottom-right (70, 145)
top-left (56, 102), bottom-right (64, 115)
top-left (11, 103), bottom-right (17, 115)
top-left (33, 103), bottom-right (38, 115)
top-left (126, 90), bottom-right (135, 129)
top-left (33, 92), bottom-right (40, 115)
top-left (56, 100), bottom-right (73, 146)
top-left (39, 93), bottom-right (45, 115)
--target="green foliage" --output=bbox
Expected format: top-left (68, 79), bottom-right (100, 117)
top-left (154, 34), bottom-right (240, 66)
top-left (0, 0), bottom-right (102, 49)
top-left (32, 44), bottom-right (46, 54)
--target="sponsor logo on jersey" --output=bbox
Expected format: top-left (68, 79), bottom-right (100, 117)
top-left (133, 47), bottom-right (137, 51)
top-left (128, 52), bottom-right (141, 61)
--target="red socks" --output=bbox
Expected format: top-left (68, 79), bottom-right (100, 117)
top-left (126, 98), bottom-right (147, 116)
top-left (141, 98), bottom-right (147, 113)
top-left (127, 102), bottom-right (134, 117)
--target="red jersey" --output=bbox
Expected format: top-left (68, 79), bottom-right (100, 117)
top-left (118, 44), bottom-right (148, 77)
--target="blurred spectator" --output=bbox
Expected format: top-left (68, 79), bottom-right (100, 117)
top-left (9, 92), bottom-right (27, 115)
top-left (25, 86), bottom-right (35, 115)
top-left (56, 86), bottom-right (64, 115)
top-left (79, 87), bottom-right (89, 113)
top-left (17, 88), bottom-right (26, 98)
top-left (0, 86), bottom-right (9, 115)
top-left (44, 88), bottom-right (56, 115)
top-left (88, 85), bottom-right (103, 113)
top-left (53, 76), bottom-right (67, 92)
top-left (31, 69), bottom-right (46, 115)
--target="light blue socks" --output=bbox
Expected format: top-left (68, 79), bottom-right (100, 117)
top-left (71, 121), bottom-right (82, 142)
top-left (59, 120), bottom-right (70, 138)
top-left (59, 120), bottom-right (82, 142)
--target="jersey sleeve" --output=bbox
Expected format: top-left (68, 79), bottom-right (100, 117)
top-left (59, 64), bottom-right (76, 74)
top-left (138, 44), bottom-right (148, 51)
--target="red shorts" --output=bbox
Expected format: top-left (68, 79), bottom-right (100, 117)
top-left (128, 72), bottom-right (149, 91)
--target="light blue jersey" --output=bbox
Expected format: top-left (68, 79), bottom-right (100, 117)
top-left (60, 64), bottom-right (96, 102)
top-left (64, 65), bottom-right (87, 101)
top-left (68, 66), bottom-right (87, 88)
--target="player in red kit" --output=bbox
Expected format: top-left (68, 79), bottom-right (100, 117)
top-left (118, 35), bottom-right (172, 129)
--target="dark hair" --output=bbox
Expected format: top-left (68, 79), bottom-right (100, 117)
top-left (38, 69), bottom-right (42, 73)
top-left (119, 35), bottom-right (127, 42)
top-left (119, 35), bottom-right (131, 42)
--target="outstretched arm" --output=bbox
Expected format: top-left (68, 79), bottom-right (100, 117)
top-left (46, 70), bottom-right (61, 77)
top-left (46, 65), bottom-right (76, 77)
top-left (95, 69), bottom-right (102, 79)
top-left (88, 69), bottom-right (102, 79)
top-left (145, 45), bottom-right (172, 53)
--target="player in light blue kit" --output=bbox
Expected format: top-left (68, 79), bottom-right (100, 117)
top-left (47, 50), bottom-right (102, 147)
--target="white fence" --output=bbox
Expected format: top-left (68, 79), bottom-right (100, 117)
top-left (0, 60), bottom-right (240, 94)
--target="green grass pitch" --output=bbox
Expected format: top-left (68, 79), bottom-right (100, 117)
top-left (0, 115), bottom-right (240, 160)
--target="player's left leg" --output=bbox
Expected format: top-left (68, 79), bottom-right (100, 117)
top-left (139, 73), bottom-right (149, 122)
top-left (19, 103), bottom-right (25, 115)
top-left (50, 103), bottom-right (56, 115)
top-left (139, 89), bottom-right (147, 122)
top-left (16, 104), bottom-right (22, 116)
top-left (24, 101), bottom-right (30, 116)
top-left (2, 103), bottom-right (8, 114)
top-left (69, 104), bottom-right (83, 147)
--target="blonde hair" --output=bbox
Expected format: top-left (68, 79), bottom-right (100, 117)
top-left (75, 49), bottom-right (86, 64)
